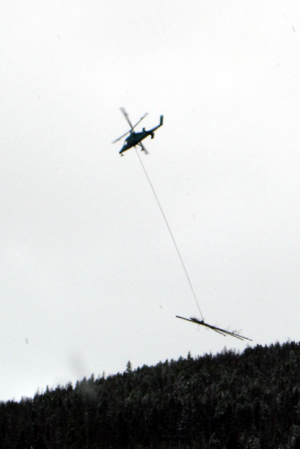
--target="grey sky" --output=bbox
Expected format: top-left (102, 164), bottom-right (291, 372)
top-left (1, 0), bottom-right (300, 401)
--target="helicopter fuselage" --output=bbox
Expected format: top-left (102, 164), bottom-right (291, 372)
top-left (120, 129), bottom-right (153, 153)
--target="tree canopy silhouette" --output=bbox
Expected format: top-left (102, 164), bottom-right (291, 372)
top-left (1, 341), bottom-right (300, 448)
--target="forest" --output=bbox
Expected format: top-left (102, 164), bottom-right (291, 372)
top-left (1, 341), bottom-right (300, 449)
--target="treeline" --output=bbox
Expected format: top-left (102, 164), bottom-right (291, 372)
top-left (1, 341), bottom-right (300, 448)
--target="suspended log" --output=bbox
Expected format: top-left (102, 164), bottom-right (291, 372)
top-left (176, 315), bottom-right (252, 341)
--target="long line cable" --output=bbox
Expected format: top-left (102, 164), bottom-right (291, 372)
top-left (135, 148), bottom-right (204, 321)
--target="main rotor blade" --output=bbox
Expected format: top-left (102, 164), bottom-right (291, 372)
top-left (138, 142), bottom-right (149, 154)
top-left (112, 130), bottom-right (130, 144)
top-left (120, 107), bottom-right (134, 130)
top-left (120, 108), bottom-right (148, 131)
top-left (132, 112), bottom-right (148, 130)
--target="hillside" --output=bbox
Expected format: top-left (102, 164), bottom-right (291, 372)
top-left (1, 342), bottom-right (300, 448)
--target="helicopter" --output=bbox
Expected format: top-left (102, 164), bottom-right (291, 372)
top-left (112, 107), bottom-right (163, 155)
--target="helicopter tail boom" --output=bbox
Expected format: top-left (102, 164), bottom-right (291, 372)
top-left (148, 115), bottom-right (164, 135)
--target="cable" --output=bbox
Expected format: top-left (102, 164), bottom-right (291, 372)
top-left (135, 148), bottom-right (204, 321)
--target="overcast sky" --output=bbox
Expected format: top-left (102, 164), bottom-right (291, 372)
top-left (1, 0), bottom-right (300, 402)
